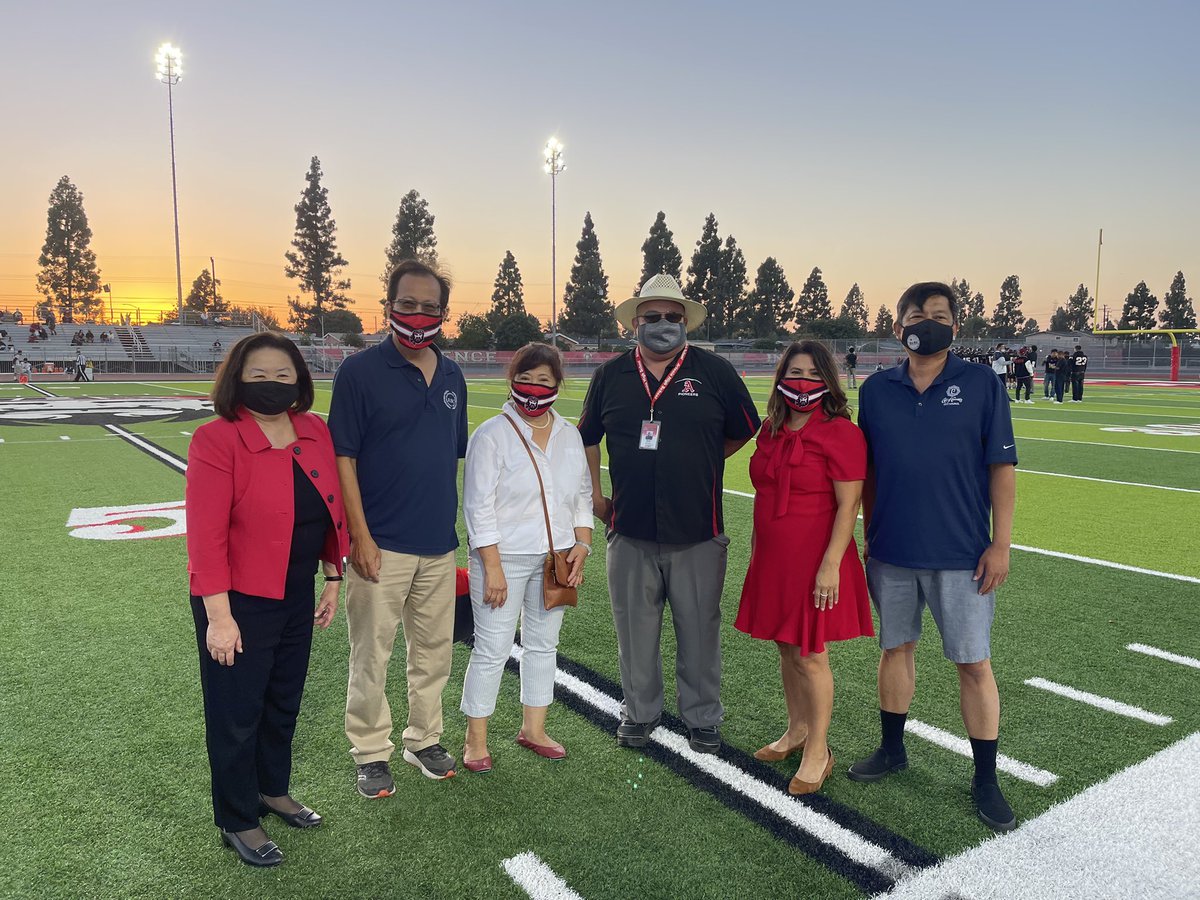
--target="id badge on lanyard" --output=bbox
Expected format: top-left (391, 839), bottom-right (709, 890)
top-left (635, 346), bottom-right (688, 451)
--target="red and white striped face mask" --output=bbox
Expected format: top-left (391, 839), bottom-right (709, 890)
top-left (390, 312), bottom-right (442, 349)
top-left (776, 377), bottom-right (828, 413)
top-left (510, 381), bottom-right (558, 417)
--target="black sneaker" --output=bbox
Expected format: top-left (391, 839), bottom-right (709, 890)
top-left (403, 743), bottom-right (457, 780)
top-left (356, 761), bottom-right (395, 798)
top-left (616, 715), bottom-right (661, 749)
top-left (846, 747), bottom-right (908, 783)
top-left (973, 780), bottom-right (1016, 832)
top-left (688, 726), bottom-right (721, 754)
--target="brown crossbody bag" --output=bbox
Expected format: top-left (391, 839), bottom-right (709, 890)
top-left (503, 415), bottom-right (578, 610)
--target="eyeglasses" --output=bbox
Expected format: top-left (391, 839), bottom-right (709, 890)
top-left (394, 300), bottom-right (443, 315)
top-left (639, 311), bottom-right (684, 324)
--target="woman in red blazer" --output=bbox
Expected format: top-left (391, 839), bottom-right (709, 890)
top-left (186, 333), bottom-right (349, 868)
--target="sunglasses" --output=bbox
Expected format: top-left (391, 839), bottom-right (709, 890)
top-left (639, 311), bottom-right (685, 324)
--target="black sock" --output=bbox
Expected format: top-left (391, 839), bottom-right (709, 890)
top-left (970, 737), bottom-right (998, 785)
top-left (880, 709), bottom-right (907, 756)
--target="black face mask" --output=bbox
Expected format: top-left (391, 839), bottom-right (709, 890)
top-left (901, 319), bottom-right (954, 356)
top-left (241, 381), bottom-right (299, 416)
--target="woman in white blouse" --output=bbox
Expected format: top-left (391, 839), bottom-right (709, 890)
top-left (461, 343), bottom-right (593, 773)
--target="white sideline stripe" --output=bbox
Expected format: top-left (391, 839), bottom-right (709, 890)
top-left (129, 381), bottom-right (210, 395)
top-left (502, 852), bottom-right (583, 900)
top-left (878, 732), bottom-right (1200, 900)
top-left (1024, 677), bottom-right (1174, 726)
top-left (903, 720), bottom-right (1058, 787)
top-left (103, 424), bottom-right (188, 473)
top-left (59, 435), bottom-right (70, 440)
top-left (1127, 643), bottom-right (1200, 671)
top-left (1019, 469), bottom-right (1200, 494)
top-left (509, 645), bottom-right (911, 878)
top-left (1018, 436), bottom-right (1200, 455)
top-left (1010, 544), bottom-right (1200, 585)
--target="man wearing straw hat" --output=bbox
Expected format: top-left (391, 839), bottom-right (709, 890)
top-left (578, 274), bottom-right (760, 754)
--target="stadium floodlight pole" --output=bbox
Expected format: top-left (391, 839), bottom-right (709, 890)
top-left (543, 137), bottom-right (565, 347)
top-left (156, 43), bottom-right (184, 327)
top-left (1093, 227), bottom-right (1103, 331)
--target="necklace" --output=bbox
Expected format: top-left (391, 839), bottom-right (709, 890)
top-left (525, 415), bottom-right (551, 430)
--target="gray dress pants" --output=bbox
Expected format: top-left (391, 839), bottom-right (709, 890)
top-left (606, 533), bottom-right (730, 729)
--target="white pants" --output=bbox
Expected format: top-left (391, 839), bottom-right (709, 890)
top-left (460, 551), bottom-right (565, 718)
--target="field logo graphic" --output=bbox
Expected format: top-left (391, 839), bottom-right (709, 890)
top-left (1101, 423), bottom-right (1200, 437)
top-left (0, 395), bottom-right (213, 426)
top-left (67, 501), bottom-right (187, 541)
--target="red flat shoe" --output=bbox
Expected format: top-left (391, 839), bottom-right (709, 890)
top-left (516, 731), bottom-right (567, 760)
top-left (462, 749), bottom-right (492, 774)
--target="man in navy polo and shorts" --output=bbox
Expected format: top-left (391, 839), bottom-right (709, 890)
top-left (848, 282), bottom-right (1018, 833)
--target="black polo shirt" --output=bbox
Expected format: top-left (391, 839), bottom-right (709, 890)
top-left (578, 345), bottom-right (760, 544)
top-left (328, 338), bottom-right (468, 556)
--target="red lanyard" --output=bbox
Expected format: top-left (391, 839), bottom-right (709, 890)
top-left (634, 345), bottom-right (689, 420)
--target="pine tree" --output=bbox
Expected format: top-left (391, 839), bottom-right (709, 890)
top-left (872, 304), bottom-right (894, 338)
top-left (743, 258), bottom-right (793, 339)
top-left (455, 312), bottom-right (493, 349)
top-left (487, 251), bottom-right (525, 330)
top-left (1049, 306), bottom-right (1071, 332)
top-left (951, 278), bottom-right (985, 320)
top-left (792, 267), bottom-right (832, 334)
top-left (1159, 271), bottom-right (1196, 329)
top-left (638, 211), bottom-right (683, 289)
top-left (1021, 318), bottom-right (1040, 336)
top-left (1063, 284), bottom-right (1092, 332)
top-left (990, 275), bottom-right (1024, 337)
top-left (840, 283), bottom-right (869, 335)
top-left (381, 189), bottom-right (438, 284)
top-left (1118, 281), bottom-right (1158, 332)
top-left (184, 268), bottom-right (224, 315)
top-left (284, 157), bottom-right (351, 333)
top-left (36, 175), bottom-right (102, 321)
top-left (710, 235), bottom-right (747, 339)
top-left (557, 213), bottom-right (615, 341)
top-left (683, 215), bottom-right (722, 336)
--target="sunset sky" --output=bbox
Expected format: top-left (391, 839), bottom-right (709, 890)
top-left (2, 0), bottom-right (1197, 333)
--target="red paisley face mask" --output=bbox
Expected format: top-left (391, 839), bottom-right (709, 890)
top-left (776, 377), bottom-right (828, 413)
top-left (510, 381), bottom-right (558, 417)
top-left (390, 311), bottom-right (442, 349)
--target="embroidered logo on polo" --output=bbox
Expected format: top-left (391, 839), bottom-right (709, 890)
top-left (677, 378), bottom-right (702, 397)
top-left (941, 384), bottom-right (963, 407)
top-left (0, 395), bottom-right (214, 426)
top-left (442, 390), bottom-right (458, 410)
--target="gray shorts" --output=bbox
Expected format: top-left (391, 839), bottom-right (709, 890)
top-left (865, 558), bottom-right (994, 663)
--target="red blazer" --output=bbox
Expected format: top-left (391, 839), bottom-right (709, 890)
top-left (186, 409), bottom-right (349, 599)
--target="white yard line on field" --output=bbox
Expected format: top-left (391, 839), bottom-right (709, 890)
top-left (1016, 436), bottom-right (1200, 455)
top-left (1019, 470), bottom-right (1200, 494)
top-left (1009, 545), bottom-right (1200, 585)
top-left (902, 720), bottom-right (1059, 787)
top-left (1126, 644), bottom-right (1200, 671)
top-left (502, 852), bottom-right (584, 900)
top-left (1023, 678), bottom-right (1174, 726)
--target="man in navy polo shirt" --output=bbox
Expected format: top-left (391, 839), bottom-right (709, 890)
top-left (579, 274), bottom-right (760, 755)
top-left (848, 282), bottom-right (1018, 833)
top-left (330, 259), bottom-right (468, 795)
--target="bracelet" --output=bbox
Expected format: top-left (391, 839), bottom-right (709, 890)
top-left (324, 575), bottom-right (344, 582)
top-left (575, 541), bottom-right (592, 556)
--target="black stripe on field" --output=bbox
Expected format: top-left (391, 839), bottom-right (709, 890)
top-left (552, 653), bottom-right (939, 871)
top-left (104, 424), bottom-right (189, 470)
top-left (507, 655), bottom-right (909, 896)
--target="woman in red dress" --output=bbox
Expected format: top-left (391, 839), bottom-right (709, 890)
top-left (735, 341), bottom-right (873, 795)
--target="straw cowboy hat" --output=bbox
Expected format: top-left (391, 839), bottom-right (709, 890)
top-left (614, 273), bottom-right (708, 334)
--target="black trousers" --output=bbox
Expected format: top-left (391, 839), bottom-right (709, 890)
top-left (1054, 374), bottom-right (1067, 402)
top-left (191, 585), bottom-right (314, 831)
top-left (1071, 372), bottom-right (1085, 401)
top-left (1015, 376), bottom-right (1033, 400)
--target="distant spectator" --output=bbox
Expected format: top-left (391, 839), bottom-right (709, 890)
top-left (86, 329), bottom-right (95, 343)
top-left (13, 310), bottom-right (23, 324)
top-left (46, 312), bottom-right (57, 335)
top-left (212, 340), bottom-right (223, 353)
top-left (844, 346), bottom-right (858, 389)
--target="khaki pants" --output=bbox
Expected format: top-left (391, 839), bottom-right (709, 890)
top-left (345, 548), bottom-right (456, 763)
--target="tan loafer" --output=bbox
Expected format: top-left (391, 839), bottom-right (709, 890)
top-left (754, 736), bottom-right (807, 762)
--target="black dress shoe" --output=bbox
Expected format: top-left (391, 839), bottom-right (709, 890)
top-left (259, 797), bottom-right (323, 829)
top-left (846, 747), bottom-right (908, 783)
top-left (688, 726), bottom-right (721, 754)
top-left (221, 830), bottom-right (284, 867)
top-left (616, 715), bottom-right (661, 748)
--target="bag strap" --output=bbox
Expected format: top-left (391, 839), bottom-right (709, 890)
top-left (503, 414), bottom-right (555, 553)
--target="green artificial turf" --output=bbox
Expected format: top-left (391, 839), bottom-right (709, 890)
top-left (1, 375), bottom-right (1198, 898)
